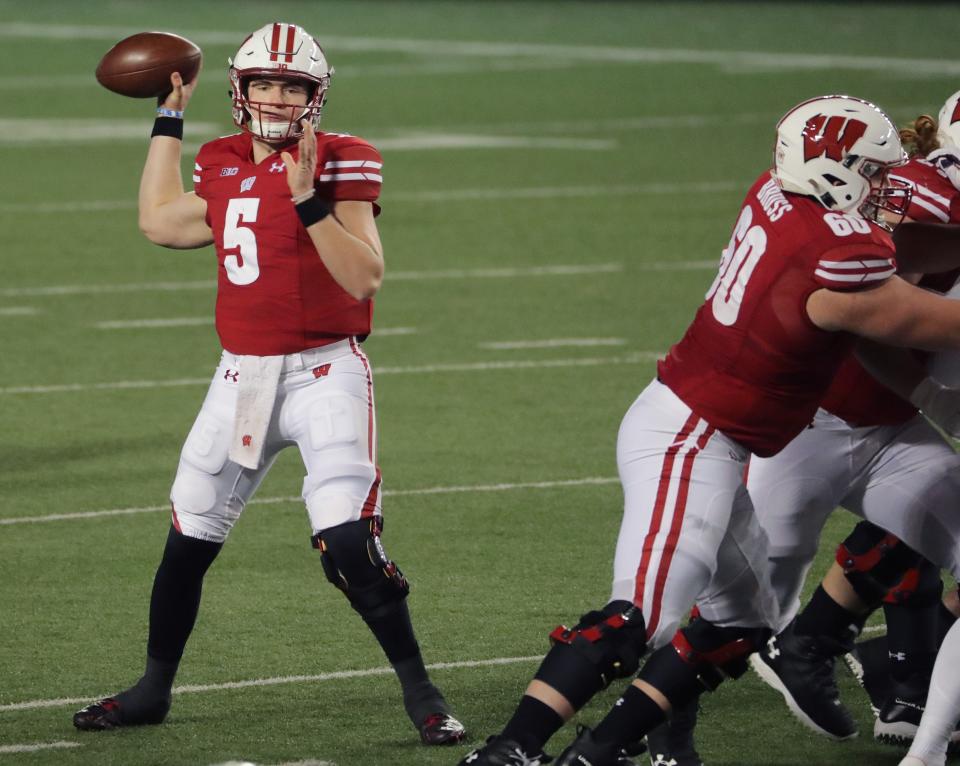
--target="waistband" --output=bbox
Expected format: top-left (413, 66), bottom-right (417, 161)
top-left (222, 338), bottom-right (358, 374)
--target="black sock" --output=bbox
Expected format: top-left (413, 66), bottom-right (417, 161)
top-left (794, 586), bottom-right (865, 649)
top-left (361, 601), bottom-right (448, 724)
top-left (146, 526), bottom-right (222, 662)
top-left (592, 685), bottom-right (666, 746)
top-left (885, 600), bottom-right (940, 683)
top-left (362, 600), bottom-right (420, 664)
top-left (501, 695), bottom-right (565, 755)
top-left (115, 656), bottom-right (178, 724)
top-left (115, 526), bottom-right (221, 724)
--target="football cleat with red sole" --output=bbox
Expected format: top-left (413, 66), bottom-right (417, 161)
top-left (419, 711), bottom-right (467, 745)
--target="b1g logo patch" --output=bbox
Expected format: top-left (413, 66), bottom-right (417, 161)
top-left (802, 115), bottom-right (867, 162)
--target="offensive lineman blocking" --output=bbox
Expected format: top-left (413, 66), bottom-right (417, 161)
top-left (460, 96), bottom-right (960, 766)
top-left (72, 22), bottom-right (465, 747)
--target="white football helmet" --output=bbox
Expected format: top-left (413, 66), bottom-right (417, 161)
top-left (937, 90), bottom-right (960, 149)
top-left (774, 95), bottom-right (909, 226)
top-left (228, 22), bottom-right (333, 141)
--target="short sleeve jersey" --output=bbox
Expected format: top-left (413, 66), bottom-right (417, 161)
top-left (193, 130), bottom-right (383, 356)
top-left (820, 157), bottom-right (960, 427)
top-left (657, 171), bottom-right (896, 457)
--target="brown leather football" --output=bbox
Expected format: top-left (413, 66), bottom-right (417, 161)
top-left (95, 32), bottom-right (202, 99)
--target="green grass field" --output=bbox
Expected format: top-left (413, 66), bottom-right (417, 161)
top-left (2, 1), bottom-right (960, 764)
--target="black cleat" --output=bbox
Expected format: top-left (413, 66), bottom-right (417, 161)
top-left (875, 684), bottom-right (926, 748)
top-left (844, 635), bottom-right (892, 716)
top-left (554, 726), bottom-right (638, 766)
top-left (750, 623), bottom-right (857, 740)
top-left (874, 675), bottom-right (960, 752)
top-left (645, 698), bottom-right (704, 766)
top-left (72, 694), bottom-right (169, 731)
top-left (419, 711), bottom-right (466, 745)
top-left (457, 734), bottom-right (552, 765)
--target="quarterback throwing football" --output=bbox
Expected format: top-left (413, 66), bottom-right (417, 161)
top-left (72, 22), bottom-right (465, 747)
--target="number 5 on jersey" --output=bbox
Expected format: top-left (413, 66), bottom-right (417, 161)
top-left (224, 198), bottom-right (261, 285)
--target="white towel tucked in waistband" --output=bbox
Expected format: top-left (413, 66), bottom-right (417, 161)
top-left (229, 354), bottom-right (284, 470)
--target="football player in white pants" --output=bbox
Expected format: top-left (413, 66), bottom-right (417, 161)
top-left (460, 95), bottom-right (960, 766)
top-left (741, 96), bottom-right (960, 760)
top-left (901, 619), bottom-right (960, 765)
top-left (71, 22), bottom-right (465, 746)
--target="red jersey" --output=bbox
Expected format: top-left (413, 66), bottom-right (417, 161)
top-left (658, 171), bottom-right (896, 457)
top-left (193, 130), bottom-right (383, 356)
top-left (820, 158), bottom-right (960, 426)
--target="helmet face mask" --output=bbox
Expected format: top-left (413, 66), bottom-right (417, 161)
top-left (773, 95), bottom-right (910, 230)
top-left (229, 22), bottom-right (333, 142)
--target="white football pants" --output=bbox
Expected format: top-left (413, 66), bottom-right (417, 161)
top-left (611, 379), bottom-right (780, 649)
top-left (169, 338), bottom-right (382, 542)
top-left (747, 408), bottom-right (960, 629)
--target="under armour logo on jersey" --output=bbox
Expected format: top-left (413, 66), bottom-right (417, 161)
top-left (889, 651), bottom-right (907, 662)
top-left (240, 176), bottom-right (256, 193)
top-left (269, 161), bottom-right (286, 174)
top-left (242, 434), bottom-right (252, 447)
top-left (652, 755), bottom-right (678, 766)
top-left (312, 364), bottom-right (331, 379)
top-left (224, 369), bottom-right (239, 382)
top-left (464, 753), bottom-right (479, 764)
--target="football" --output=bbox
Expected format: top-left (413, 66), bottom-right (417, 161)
top-left (95, 32), bottom-right (202, 99)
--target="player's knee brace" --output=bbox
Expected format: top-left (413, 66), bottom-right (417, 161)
top-left (884, 558), bottom-right (943, 607)
top-left (638, 617), bottom-right (769, 706)
top-left (311, 516), bottom-right (409, 619)
top-left (533, 600), bottom-right (647, 709)
top-left (836, 521), bottom-right (923, 607)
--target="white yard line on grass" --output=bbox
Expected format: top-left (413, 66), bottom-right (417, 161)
top-left (0, 180), bottom-right (743, 217)
top-left (0, 741), bottom-right (81, 754)
top-left (479, 338), bottom-right (626, 350)
top-left (0, 263), bottom-right (625, 297)
top-left (1, 23), bottom-right (957, 76)
top-left (0, 352), bottom-right (662, 395)
top-left (0, 655), bottom-right (542, 712)
top-left (0, 476), bottom-right (621, 526)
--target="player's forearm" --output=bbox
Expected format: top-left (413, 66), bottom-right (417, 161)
top-left (139, 137), bottom-right (186, 239)
top-left (853, 340), bottom-right (925, 400)
top-left (306, 221), bottom-right (384, 300)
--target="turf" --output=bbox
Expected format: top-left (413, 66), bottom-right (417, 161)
top-left (1, 2), bottom-right (958, 764)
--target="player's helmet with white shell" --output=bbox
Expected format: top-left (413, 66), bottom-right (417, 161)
top-left (229, 22), bottom-right (333, 141)
top-left (774, 95), bottom-right (910, 227)
top-left (937, 89), bottom-right (960, 149)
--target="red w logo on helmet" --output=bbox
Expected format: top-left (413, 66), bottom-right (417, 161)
top-left (802, 115), bottom-right (867, 162)
top-left (950, 100), bottom-right (960, 127)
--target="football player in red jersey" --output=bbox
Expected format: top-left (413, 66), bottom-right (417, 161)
top-left (71, 22), bottom-right (465, 746)
top-left (644, 94), bottom-right (960, 766)
top-left (741, 94), bottom-right (960, 759)
top-left (460, 95), bottom-right (960, 766)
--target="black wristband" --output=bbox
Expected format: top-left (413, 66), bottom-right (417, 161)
top-left (151, 116), bottom-right (183, 140)
top-left (295, 194), bottom-right (332, 227)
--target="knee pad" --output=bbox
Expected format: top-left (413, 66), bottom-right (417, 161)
top-left (311, 516), bottom-right (409, 619)
top-left (884, 558), bottom-right (943, 607)
top-left (534, 600), bottom-right (647, 708)
top-left (836, 521), bottom-right (923, 607)
top-left (639, 617), bottom-right (769, 704)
